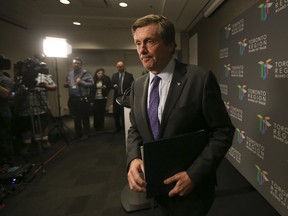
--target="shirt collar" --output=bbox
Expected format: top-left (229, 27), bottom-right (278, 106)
top-left (149, 58), bottom-right (175, 85)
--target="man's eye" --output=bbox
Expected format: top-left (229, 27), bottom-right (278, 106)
top-left (146, 40), bottom-right (155, 45)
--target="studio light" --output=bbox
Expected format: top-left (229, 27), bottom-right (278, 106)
top-left (42, 37), bottom-right (72, 117)
top-left (43, 37), bottom-right (72, 58)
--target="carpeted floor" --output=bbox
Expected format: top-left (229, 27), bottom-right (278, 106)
top-left (0, 115), bottom-right (280, 216)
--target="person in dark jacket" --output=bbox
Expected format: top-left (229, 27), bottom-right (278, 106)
top-left (91, 68), bottom-right (111, 131)
top-left (64, 57), bottom-right (94, 140)
top-left (111, 61), bottom-right (134, 132)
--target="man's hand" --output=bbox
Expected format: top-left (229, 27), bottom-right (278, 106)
top-left (127, 158), bottom-right (147, 192)
top-left (164, 171), bottom-right (195, 197)
top-left (76, 77), bottom-right (82, 85)
top-left (37, 83), bottom-right (47, 88)
top-left (63, 82), bottom-right (69, 88)
top-left (38, 83), bottom-right (57, 91)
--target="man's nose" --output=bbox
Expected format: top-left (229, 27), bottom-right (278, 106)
top-left (138, 44), bottom-right (148, 54)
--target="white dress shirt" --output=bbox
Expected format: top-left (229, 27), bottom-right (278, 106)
top-left (148, 58), bottom-right (174, 123)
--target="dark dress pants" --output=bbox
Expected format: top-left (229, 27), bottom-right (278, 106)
top-left (113, 99), bottom-right (124, 131)
top-left (93, 98), bottom-right (107, 130)
top-left (68, 96), bottom-right (90, 137)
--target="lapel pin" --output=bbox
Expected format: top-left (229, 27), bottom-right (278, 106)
top-left (177, 82), bottom-right (181, 86)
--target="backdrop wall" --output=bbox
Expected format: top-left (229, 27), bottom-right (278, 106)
top-left (218, 1), bottom-right (288, 215)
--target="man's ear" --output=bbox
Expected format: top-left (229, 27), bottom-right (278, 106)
top-left (168, 43), bottom-right (176, 53)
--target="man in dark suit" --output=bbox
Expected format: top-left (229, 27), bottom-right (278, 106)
top-left (126, 14), bottom-right (235, 216)
top-left (111, 61), bottom-right (134, 132)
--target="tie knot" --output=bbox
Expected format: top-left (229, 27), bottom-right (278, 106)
top-left (152, 75), bottom-right (161, 85)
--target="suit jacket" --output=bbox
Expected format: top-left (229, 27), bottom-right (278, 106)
top-left (111, 71), bottom-right (134, 99)
top-left (127, 60), bottom-right (235, 189)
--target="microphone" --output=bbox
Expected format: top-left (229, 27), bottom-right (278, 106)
top-left (116, 87), bottom-right (131, 108)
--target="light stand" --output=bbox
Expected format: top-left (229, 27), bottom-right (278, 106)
top-left (54, 58), bottom-right (61, 118)
top-left (43, 37), bottom-right (72, 145)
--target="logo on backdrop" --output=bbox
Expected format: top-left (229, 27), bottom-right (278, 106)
top-left (255, 165), bottom-right (269, 185)
top-left (238, 39), bottom-right (247, 56)
top-left (236, 128), bottom-right (245, 144)
top-left (237, 85), bottom-right (247, 100)
top-left (228, 147), bottom-right (241, 164)
top-left (247, 88), bottom-right (267, 105)
top-left (224, 64), bottom-right (230, 77)
top-left (220, 83), bottom-right (228, 95)
top-left (224, 18), bottom-right (244, 39)
top-left (274, 0), bottom-right (288, 13)
top-left (246, 136), bottom-right (265, 159)
top-left (274, 59), bottom-right (288, 78)
top-left (258, 59), bottom-right (273, 80)
top-left (224, 101), bottom-right (230, 110)
top-left (229, 105), bottom-right (243, 122)
top-left (270, 180), bottom-right (288, 208)
top-left (224, 24), bottom-right (231, 39)
top-left (273, 122), bottom-right (288, 144)
top-left (231, 65), bottom-right (244, 78)
top-left (258, 1), bottom-right (273, 21)
top-left (248, 34), bottom-right (268, 53)
top-left (219, 47), bottom-right (229, 59)
top-left (257, 114), bottom-right (271, 134)
top-left (237, 35), bottom-right (268, 55)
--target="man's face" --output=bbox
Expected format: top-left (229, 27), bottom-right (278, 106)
top-left (73, 60), bottom-right (82, 71)
top-left (116, 62), bottom-right (125, 72)
top-left (133, 24), bottom-right (174, 74)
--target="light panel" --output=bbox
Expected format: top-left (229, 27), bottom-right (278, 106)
top-left (43, 37), bottom-right (72, 58)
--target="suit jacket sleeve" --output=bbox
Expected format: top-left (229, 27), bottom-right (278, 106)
top-left (126, 80), bottom-right (144, 167)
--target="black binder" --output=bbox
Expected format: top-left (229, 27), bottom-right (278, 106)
top-left (142, 130), bottom-right (208, 198)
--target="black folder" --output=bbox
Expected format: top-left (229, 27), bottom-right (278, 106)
top-left (142, 130), bottom-right (208, 198)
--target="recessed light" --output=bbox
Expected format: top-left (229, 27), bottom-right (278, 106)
top-left (60, 0), bottom-right (70, 5)
top-left (119, 2), bottom-right (128, 7)
top-left (73, 22), bottom-right (81, 26)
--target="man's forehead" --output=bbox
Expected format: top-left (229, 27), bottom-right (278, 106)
top-left (134, 26), bottom-right (161, 40)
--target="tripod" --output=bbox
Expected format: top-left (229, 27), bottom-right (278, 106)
top-left (51, 58), bottom-right (73, 141)
top-left (33, 89), bottom-right (70, 146)
top-left (14, 87), bottom-right (69, 172)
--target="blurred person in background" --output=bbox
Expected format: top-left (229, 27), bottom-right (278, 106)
top-left (64, 57), bottom-right (94, 140)
top-left (91, 68), bottom-right (111, 131)
top-left (111, 61), bottom-right (134, 132)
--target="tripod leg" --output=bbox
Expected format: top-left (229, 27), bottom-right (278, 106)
top-left (35, 91), bottom-right (71, 146)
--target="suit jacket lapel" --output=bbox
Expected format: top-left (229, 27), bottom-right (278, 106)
top-left (160, 61), bottom-right (187, 136)
top-left (137, 75), bottom-right (153, 139)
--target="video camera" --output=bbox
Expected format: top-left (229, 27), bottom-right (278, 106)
top-left (0, 54), bottom-right (11, 70)
top-left (14, 56), bottom-right (49, 90)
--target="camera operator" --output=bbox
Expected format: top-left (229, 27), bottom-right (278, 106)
top-left (0, 55), bottom-right (14, 166)
top-left (16, 65), bottom-right (57, 153)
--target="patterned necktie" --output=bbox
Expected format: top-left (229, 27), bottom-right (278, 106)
top-left (148, 76), bottom-right (161, 139)
top-left (118, 72), bottom-right (124, 95)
